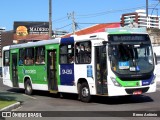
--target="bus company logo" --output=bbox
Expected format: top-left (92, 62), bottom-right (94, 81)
top-left (16, 26), bottom-right (28, 36)
top-left (25, 70), bottom-right (36, 74)
top-left (22, 68), bottom-right (36, 74)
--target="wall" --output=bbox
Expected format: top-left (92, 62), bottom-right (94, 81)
top-left (147, 28), bottom-right (160, 45)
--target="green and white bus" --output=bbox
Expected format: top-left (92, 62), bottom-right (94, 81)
top-left (2, 28), bottom-right (157, 102)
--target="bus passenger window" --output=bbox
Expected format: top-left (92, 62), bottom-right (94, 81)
top-left (24, 48), bottom-right (34, 65)
top-left (35, 46), bottom-right (45, 64)
top-left (60, 44), bottom-right (74, 64)
top-left (75, 41), bottom-right (91, 64)
top-left (3, 51), bottom-right (10, 66)
top-left (19, 49), bottom-right (24, 65)
top-left (60, 55), bottom-right (67, 64)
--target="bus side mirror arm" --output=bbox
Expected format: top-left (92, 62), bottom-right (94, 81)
top-left (154, 53), bottom-right (158, 65)
top-left (102, 41), bottom-right (110, 45)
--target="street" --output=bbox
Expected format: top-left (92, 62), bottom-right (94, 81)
top-left (0, 78), bottom-right (160, 120)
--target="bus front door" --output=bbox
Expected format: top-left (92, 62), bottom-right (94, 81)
top-left (95, 46), bottom-right (108, 95)
top-left (11, 53), bottom-right (18, 87)
top-left (47, 50), bottom-right (58, 92)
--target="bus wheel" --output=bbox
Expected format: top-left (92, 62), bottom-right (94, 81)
top-left (25, 79), bottom-right (33, 95)
top-left (79, 82), bottom-right (91, 103)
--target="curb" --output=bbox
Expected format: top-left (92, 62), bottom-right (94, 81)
top-left (0, 102), bottom-right (20, 111)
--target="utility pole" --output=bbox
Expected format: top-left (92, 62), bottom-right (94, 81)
top-left (49, 0), bottom-right (52, 39)
top-left (68, 11), bottom-right (76, 35)
top-left (146, 0), bottom-right (148, 17)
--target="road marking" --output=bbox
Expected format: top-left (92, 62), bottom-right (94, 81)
top-left (22, 94), bottom-right (37, 99)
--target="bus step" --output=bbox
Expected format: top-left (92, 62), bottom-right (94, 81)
top-left (49, 90), bottom-right (58, 94)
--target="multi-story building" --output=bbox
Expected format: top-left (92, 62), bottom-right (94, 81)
top-left (121, 10), bottom-right (160, 29)
top-left (0, 27), bottom-right (5, 67)
top-left (0, 27), bottom-right (5, 56)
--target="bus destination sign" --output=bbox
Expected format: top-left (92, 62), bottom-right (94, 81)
top-left (108, 34), bottom-right (149, 42)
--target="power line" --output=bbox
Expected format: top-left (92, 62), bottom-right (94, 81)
top-left (52, 4), bottom-right (157, 25)
top-left (53, 4), bottom-right (156, 24)
top-left (52, 16), bottom-right (68, 23)
top-left (76, 24), bottom-right (88, 35)
top-left (53, 3), bottom-right (158, 32)
top-left (68, 11), bottom-right (76, 34)
top-left (151, 1), bottom-right (160, 16)
top-left (55, 23), bottom-right (72, 31)
top-left (76, 4), bottom-right (157, 19)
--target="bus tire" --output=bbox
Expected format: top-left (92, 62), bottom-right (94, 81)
top-left (79, 82), bottom-right (91, 103)
top-left (25, 79), bottom-right (33, 95)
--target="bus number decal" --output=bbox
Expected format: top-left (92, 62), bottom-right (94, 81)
top-left (60, 64), bottom-right (74, 86)
top-left (62, 69), bottom-right (72, 74)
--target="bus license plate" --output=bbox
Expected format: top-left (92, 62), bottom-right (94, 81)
top-left (133, 90), bottom-right (142, 95)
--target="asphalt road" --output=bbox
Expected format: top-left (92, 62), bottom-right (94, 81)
top-left (0, 78), bottom-right (160, 120)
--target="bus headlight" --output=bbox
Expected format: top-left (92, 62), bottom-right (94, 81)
top-left (110, 77), bottom-right (121, 87)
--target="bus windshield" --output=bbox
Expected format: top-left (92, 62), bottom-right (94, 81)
top-left (109, 43), bottom-right (154, 79)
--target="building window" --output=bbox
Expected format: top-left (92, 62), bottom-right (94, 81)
top-left (35, 46), bottom-right (45, 64)
top-left (3, 50), bottom-right (10, 66)
top-left (24, 48), bottom-right (34, 65)
top-left (60, 44), bottom-right (74, 64)
top-left (75, 41), bottom-right (91, 64)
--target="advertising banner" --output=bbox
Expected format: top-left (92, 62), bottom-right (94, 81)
top-left (14, 21), bottom-right (49, 41)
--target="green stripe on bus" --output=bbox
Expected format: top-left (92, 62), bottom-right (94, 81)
top-left (116, 77), bottom-right (140, 87)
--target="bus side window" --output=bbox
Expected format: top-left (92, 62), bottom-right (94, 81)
top-left (35, 46), bottom-right (45, 64)
top-left (75, 41), bottom-right (91, 64)
top-left (3, 51), bottom-right (10, 66)
top-left (24, 48), bottom-right (34, 65)
top-left (60, 45), bottom-right (68, 64)
top-left (60, 44), bottom-right (74, 64)
top-left (19, 49), bottom-right (24, 65)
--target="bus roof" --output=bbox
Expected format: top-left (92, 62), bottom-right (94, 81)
top-left (4, 29), bottom-right (149, 50)
top-left (74, 32), bottom-right (108, 42)
top-left (2, 46), bottom-right (10, 51)
top-left (106, 27), bottom-right (147, 34)
top-left (10, 38), bottom-right (60, 49)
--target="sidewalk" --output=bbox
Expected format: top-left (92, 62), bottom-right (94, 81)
top-left (0, 91), bottom-right (21, 111)
top-left (0, 102), bottom-right (20, 111)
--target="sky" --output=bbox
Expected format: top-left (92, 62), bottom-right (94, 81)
top-left (0, 0), bottom-right (160, 32)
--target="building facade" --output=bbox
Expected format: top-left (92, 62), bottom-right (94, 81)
top-left (0, 27), bottom-right (5, 66)
top-left (0, 27), bottom-right (5, 56)
top-left (121, 10), bottom-right (160, 29)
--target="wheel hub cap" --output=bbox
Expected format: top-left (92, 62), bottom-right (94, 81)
top-left (82, 87), bottom-right (89, 97)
